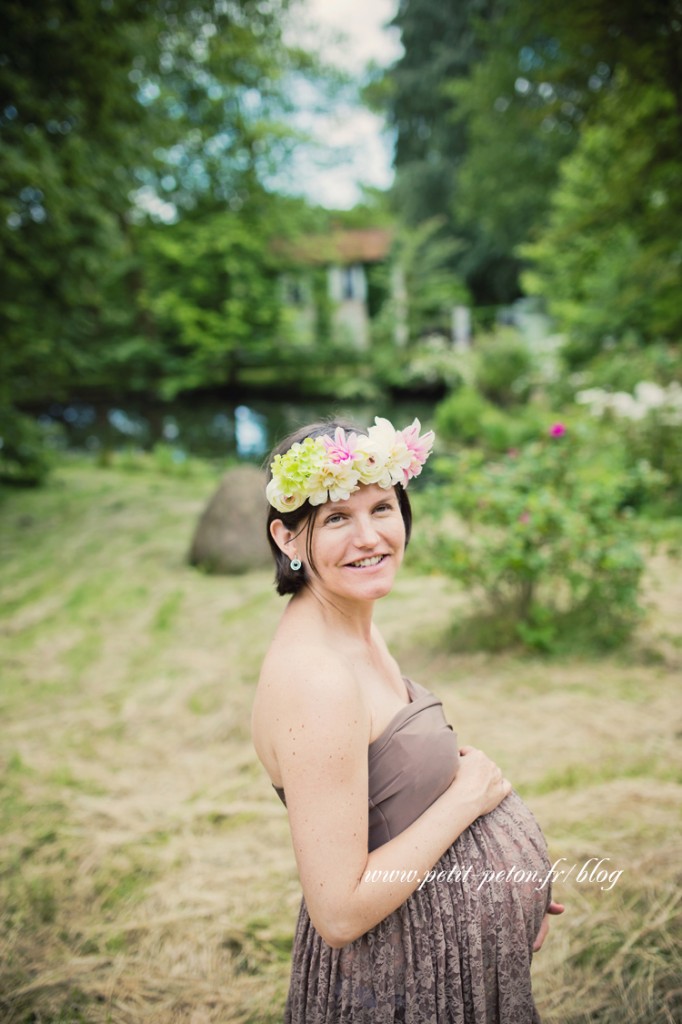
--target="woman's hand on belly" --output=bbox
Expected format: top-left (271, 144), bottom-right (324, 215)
top-left (450, 745), bottom-right (512, 819)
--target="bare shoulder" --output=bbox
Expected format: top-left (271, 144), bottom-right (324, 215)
top-left (252, 635), bottom-right (370, 774)
top-left (257, 637), bottom-right (365, 720)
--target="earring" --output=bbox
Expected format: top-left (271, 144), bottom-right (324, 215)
top-left (290, 558), bottom-right (302, 571)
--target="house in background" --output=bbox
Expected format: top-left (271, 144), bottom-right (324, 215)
top-left (278, 228), bottom-right (395, 349)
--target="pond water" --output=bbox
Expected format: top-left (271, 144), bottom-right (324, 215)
top-left (39, 395), bottom-right (438, 462)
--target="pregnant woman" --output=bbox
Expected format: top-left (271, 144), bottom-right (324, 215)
top-left (251, 417), bottom-right (563, 1023)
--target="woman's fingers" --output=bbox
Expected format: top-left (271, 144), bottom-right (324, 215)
top-left (533, 914), bottom-right (550, 951)
top-left (533, 900), bottom-right (566, 952)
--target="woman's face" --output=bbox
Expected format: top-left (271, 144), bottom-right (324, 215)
top-left (305, 484), bottom-right (406, 605)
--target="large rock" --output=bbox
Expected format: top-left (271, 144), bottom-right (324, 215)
top-left (188, 465), bottom-right (272, 574)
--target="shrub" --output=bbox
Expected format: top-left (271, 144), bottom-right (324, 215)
top-left (435, 386), bottom-right (550, 454)
top-left (370, 332), bottom-right (469, 394)
top-left (570, 341), bottom-right (681, 395)
top-left (435, 386), bottom-right (493, 444)
top-left (575, 381), bottom-right (682, 512)
top-left (426, 423), bottom-right (647, 653)
top-left (402, 335), bottom-right (468, 392)
top-left (0, 407), bottom-right (56, 486)
top-left (474, 330), bottom-right (533, 406)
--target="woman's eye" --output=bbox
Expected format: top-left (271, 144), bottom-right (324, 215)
top-left (325, 513), bottom-right (345, 524)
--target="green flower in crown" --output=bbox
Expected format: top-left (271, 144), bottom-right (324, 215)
top-left (266, 437), bottom-right (327, 512)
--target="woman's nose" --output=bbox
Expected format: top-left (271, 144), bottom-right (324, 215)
top-left (353, 515), bottom-right (380, 546)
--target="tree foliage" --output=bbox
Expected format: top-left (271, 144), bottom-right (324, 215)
top-left (522, 75), bottom-right (682, 360)
top-left (386, 0), bottom-right (682, 328)
top-left (1, 0), bottom-right (152, 405)
top-left (139, 194), bottom-right (308, 397)
top-left (0, 0), bottom-right (328, 479)
top-left (386, 0), bottom-right (509, 304)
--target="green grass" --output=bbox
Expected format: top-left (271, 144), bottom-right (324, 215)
top-left (0, 456), bottom-right (680, 1023)
top-left (527, 750), bottom-right (682, 795)
top-left (152, 589), bottom-right (184, 632)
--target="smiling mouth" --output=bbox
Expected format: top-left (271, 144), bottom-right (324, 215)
top-left (346, 555), bottom-right (387, 569)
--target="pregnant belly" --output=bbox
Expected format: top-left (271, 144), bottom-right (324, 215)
top-left (346, 790), bottom-right (552, 1008)
top-left (453, 789), bottom-right (552, 948)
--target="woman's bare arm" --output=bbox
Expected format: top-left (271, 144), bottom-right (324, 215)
top-left (265, 653), bottom-right (511, 949)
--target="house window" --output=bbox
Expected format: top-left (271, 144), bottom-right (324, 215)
top-left (340, 264), bottom-right (367, 301)
top-left (282, 274), bottom-right (305, 305)
top-left (342, 266), bottom-right (355, 300)
top-left (328, 264), bottom-right (367, 303)
top-left (288, 280), bottom-right (304, 305)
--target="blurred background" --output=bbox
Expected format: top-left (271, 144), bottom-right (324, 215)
top-left (2, 0), bottom-right (680, 478)
top-left (1, 1), bottom-right (681, 1022)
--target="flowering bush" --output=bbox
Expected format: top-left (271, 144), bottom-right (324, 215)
top-left (566, 341), bottom-right (681, 395)
top-left (575, 381), bottom-right (682, 510)
top-left (575, 381), bottom-right (682, 423)
top-left (425, 424), bottom-right (646, 653)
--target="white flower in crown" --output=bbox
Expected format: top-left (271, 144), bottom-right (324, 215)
top-left (312, 427), bottom-right (363, 504)
top-left (306, 459), bottom-right (360, 506)
top-left (357, 417), bottom-right (413, 488)
top-left (265, 480), bottom-right (301, 512)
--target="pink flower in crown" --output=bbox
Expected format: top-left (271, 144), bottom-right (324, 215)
top-left (357, 417), bottom-right (411, 487)
top-left (400, 419), bottom-right (435, 483)
top-left (307, 427), bottom-right (362, 504)
top-left (322, 426), bottom-right (359, 465)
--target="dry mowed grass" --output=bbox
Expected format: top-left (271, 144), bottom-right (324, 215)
top-left (1, 461), bottom-right (681, 1023)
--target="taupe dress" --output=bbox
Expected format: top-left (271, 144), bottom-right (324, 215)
top-left (274, 677), bottom-right (552, 1024)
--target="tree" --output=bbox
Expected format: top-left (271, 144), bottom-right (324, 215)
top-left (387, 0), bottom-right (501, 222)
top-left (0, 0), bottom-right (311, 480)
top-left (522, 76), bottom-right (682, 361)
top-left (385, 0), bottom-right (516, 305)
top-left (138, 193), bottom-right (302, 397)
top-left (386, 0), bottom-right (682, 310)
top-left (446, 29), bottom-right (583, 302)
top-left (458, 0), bottom-right (682, 321)
top-left (0, 0), bottom-right (153, 406)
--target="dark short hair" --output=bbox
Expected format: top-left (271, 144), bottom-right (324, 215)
top-left (264, 418), bottom-right (412, 596)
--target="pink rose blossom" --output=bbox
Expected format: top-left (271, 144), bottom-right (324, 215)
top-left (322, 427), bottom-right (358, 464)
top-left (400, 419), bottom-right (435, 482)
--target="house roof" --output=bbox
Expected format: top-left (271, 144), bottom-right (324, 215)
top-left (276, 228), bottom-right (393, 266)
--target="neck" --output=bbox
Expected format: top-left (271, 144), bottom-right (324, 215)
top-left (291, 585), bottom-right (376, 644)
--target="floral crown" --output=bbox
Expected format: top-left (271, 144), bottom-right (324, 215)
top-left (266, 417), bottom-right (435, 513)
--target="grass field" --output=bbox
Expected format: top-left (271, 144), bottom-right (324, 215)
top-left (1, 458), bottom-right (681, 1023)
